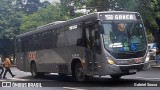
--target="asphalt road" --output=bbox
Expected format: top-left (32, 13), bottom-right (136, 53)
top-left (0, 66), bottom-right (160, 90)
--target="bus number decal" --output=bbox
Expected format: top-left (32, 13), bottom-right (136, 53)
top-left (69, 25), bottom-right (77, 30)
top-left (105, 15), bottom-right (114, 20)
top-left (28, 51), bottom-right (36, 60)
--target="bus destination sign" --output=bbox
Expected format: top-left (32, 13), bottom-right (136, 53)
top-left (99, 13), bottom-right (137, 20)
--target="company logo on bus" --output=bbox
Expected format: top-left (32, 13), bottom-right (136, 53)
top-left (99, 14), bottom-right (137, 20)
top-left (28, 51), bottom-right (36, 60)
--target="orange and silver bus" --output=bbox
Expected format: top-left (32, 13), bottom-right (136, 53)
top-left (15, 11), bottom-right (149, 81)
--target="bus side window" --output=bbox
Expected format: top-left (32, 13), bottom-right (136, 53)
top-left (33, 34), bottom-right (41, 50)
top-left (16, 39), bottom-right (21, 53)
top-left (42, 31), bottom-right (52, 49)
top-left (76, 26), bottom-right (84, 47)
top-left (52, 30), bottom-right (57, 48)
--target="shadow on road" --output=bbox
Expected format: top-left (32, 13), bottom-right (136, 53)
top-left (15, 67), bottom-right (160, 87)
top-left (19, 74), bottom-right (155, 87)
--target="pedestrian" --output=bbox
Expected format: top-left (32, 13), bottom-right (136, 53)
top-left (0, 63), bottom-right (4, 78)
top-left (155, 49), bottom-right (160, 66)
top-left (3, 56), bottom-right (15, 79)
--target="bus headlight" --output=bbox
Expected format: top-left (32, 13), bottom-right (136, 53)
top-left (107, 57), bottom-right (116, 65)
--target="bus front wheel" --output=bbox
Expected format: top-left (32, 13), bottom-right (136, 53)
top-left (58, 73), bottom-right (67, 77)
top-left (73, 62), bottom-right (86, 82)
top-left (110, 75), bottom-right (122, 79)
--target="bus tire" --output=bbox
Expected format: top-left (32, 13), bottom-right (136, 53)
top-left (30, 63), bottom-right (38, 78)
top-left (58, 73), bottom-right (67, 77)
top-left (73, 62), bottom-right (86, 82)
top-left (38, 72), bottom-right (45, 77)
top-left (110, 75), bottom-right (122, 79)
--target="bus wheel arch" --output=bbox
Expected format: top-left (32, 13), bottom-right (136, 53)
top-left (71, 59), bottom-right (86, 82)
top-left (110, 74), bottom-right (122, 79)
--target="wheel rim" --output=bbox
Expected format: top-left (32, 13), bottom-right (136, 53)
top-left (76, 67), bottom-right (83, 78)
top-left (31, 64), bottom-right (36, 77)
top-left (75, 63), bottom-right (85, 81)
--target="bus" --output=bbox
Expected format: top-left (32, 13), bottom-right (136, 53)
top-left (15, 11), bottom-right (150, 81)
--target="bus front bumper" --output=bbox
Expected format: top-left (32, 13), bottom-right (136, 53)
top-left (100, 62), bottom-right (150, 76)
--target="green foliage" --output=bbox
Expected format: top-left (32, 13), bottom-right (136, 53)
top-left (20, 4), bottom-right (68, 33)
top-left (0, 0), bottom-right (15, 38)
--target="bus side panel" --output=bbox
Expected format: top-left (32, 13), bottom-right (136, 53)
top-left (32, 46), bottom-right (86, 74)
top-left (36, 49), bottom-right (67, 73)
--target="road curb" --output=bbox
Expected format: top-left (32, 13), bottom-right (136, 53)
top-left (151, 65), bottom-right (160, 68)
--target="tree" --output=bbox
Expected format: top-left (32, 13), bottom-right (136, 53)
top-left (0, 0), bottom-right (15, 38)
top-left (20, 4), bottom-right (68, 33)
top-left (0, 0), bottom-right (17, 55)
top-left (86, 0), bottom-right (110, 11)
top-left (150, 0), bottom-right (160, 49)
top-left (24, 0), bottom-right (40, 14)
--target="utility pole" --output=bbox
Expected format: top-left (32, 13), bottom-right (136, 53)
top-left (69, 1), bottom-right (75, 16)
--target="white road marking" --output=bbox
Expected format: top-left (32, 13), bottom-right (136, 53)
top-left (8, 78), bottom-right (28, 81)
top-left (0, 77), bottom-right (54, 82)
top-left (135, 77), bottom-right (160, 80)
top-left (63, 87), bottom-right (87, 90)
top-left (0, 78), bottom-right (27, 81)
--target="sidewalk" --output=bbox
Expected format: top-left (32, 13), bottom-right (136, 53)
top-left (149, 59), bottom-right (160, 68)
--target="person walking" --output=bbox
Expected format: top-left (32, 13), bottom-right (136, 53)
top-left (0, 63), bottom-right (4, 78)
top-left (3, 56), bottom-right (15, 79)
top-left (0, 56), bottom-right (4, 78)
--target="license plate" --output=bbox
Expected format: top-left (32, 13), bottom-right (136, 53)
top-left (129, 69), bottom-right (137, 73)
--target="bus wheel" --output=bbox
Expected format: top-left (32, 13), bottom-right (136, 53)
top-left (58, 73), bottom-right (67, 77)
top-left (31, 63), bottom-right (38, 78)
top-left (110, 75), bottom-right (122, 79)
top-left (73, 62), bottom-right (86, 82)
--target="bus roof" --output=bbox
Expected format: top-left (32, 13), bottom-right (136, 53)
top-left (16, 11), bottom-right (139, 38)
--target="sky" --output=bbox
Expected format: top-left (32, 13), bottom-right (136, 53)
top-left (40, 0), bottom-right (60, 3)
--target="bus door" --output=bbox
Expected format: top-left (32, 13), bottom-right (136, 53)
top-left (85, 24), bottom-right (100, 75)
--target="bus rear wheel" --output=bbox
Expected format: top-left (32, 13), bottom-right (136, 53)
top-left (110, 75), bottom-right (122, 79)
top-left (73, 62), bottom-right (86, 82)
top-left (31, 63), bottom-right (45, 78)
top-left (31, 63), bottom-right (37, 78)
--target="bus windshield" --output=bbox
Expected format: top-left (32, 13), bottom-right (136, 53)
top-left (102, 21), bottom-right (147, 53)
